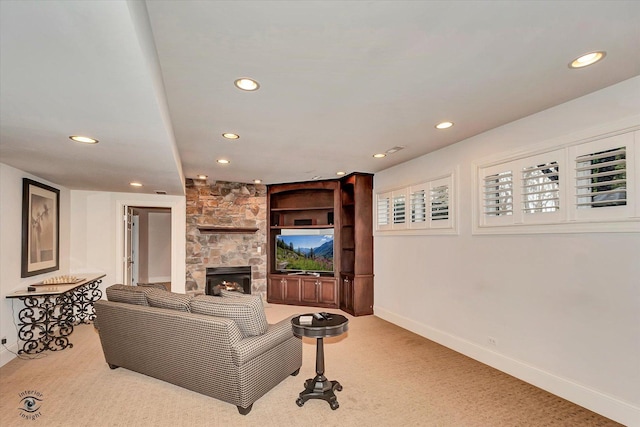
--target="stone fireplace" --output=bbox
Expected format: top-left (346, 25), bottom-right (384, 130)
top-left (185, 179), bottom-right (267, 297)
top-left (206, 266), bottom-right (252, 295)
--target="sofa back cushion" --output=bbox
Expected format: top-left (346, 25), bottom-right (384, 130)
top-left (106, 284), bottom-right (154, 306)
top-left (146, 289), bottom-right (192, 312)
top-left (190, 294), bottom-right (268, 337)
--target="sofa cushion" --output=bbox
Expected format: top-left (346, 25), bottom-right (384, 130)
top-left (105, 284), bottom-right (154, 306)
top-left (219, 289), bottom-right (247, 298)
top-left (146, 289), bottom-right (192, 312)
top-left (190, 294), bottom-right (268, 337)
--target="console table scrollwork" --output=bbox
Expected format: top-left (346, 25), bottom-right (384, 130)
top-left (6, 274), bottom-right (105, 354)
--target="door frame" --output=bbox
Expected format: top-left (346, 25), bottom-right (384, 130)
top-left (115, 197), bottom-right (186, 293)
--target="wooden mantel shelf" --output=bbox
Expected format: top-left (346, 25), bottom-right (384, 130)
top-left (197, 226), bottom-right (259, 234)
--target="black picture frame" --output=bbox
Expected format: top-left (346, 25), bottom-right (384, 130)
top-left (21, 178), bottom-right (60, 277)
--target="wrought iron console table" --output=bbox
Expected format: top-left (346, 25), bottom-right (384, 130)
top-left (6, 274), bottom-right (105, 354)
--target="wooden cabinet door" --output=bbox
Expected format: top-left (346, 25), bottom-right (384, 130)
top-left (301, 278), bottom-right (319, 303)
top-left (340, 275), bottom-right (353, 312)
top-left (318, 278), bottom-right (338, 305)
top-left (267, 276), bottom-right (285, 303)
top-left (283, 277), bottom-right (301, 304)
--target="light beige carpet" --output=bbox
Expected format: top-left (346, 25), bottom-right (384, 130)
top-left (0, 303), bottom-right (622, 426)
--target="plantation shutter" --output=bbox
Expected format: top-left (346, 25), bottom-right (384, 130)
top-left (393, 192), bottom-right (406, 225)
top-left (483, 171), bottom-right (513, 217)
top-left (522, 161), bottom-right (560, 214)
top-left (409, 186), bottom-right (427, 228)
top-left (576, 147), bottom-right (626, 209)
top-left (376, 192), bottom-right (391, 230)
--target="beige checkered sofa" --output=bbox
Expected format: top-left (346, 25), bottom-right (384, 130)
top-left (94, 285), bottom-right (302, 415)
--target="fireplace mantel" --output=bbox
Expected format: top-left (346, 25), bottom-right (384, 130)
top-left (197, 226), bottom-right (259, 234)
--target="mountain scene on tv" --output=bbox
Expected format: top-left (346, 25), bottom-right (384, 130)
top-left (276, 234), bottom-right (333, 272)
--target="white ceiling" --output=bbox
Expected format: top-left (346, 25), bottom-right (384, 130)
top-left (1, 1), bottom-right (639, 195)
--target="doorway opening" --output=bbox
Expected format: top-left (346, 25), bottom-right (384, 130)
top-left (124, 206), bottom-right (172, 288)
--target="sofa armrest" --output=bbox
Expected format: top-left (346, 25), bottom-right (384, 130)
top-left (231, 315), bottom-right (297, 366)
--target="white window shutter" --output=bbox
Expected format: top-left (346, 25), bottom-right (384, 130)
top-left (570, 132), bottom-right (634, 222)
top-left (519, 150), bottom-right (564, 224)
top-left (376, 192), bottom-right (391, 230)
top-left (409, 183), bottom-right (428, 229)
top-left (392, 189), bottom-right (407, 229)
top-left (430, 176), bottom-right (453, 229)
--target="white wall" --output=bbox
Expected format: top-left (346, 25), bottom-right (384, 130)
top-left (0, 164), bottom-right (71, 366)
top-left (373, 77), bottom-right (640, 426)
top-left (0, 170), bottom-right (185, 367)
top-left (69, 190), bottom-right (185, 293)
top-left (147, 211), bottom-right (171, 282)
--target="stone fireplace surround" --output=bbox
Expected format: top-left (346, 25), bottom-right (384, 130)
top-left (185, 180), bottom-right (267, 297)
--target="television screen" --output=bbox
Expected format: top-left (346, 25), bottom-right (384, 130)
top-left (275, 229), bottom-right (334, 273)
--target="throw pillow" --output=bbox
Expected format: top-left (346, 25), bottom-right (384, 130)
top-left (146, 289), bottom-right (192, 312)
top-left (106, 284), bottom-right (153, 306)
top-left (190, 294), bottom-right (268, 337)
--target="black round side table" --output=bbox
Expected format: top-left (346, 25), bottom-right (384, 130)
top-left (291, 313), bottom-right (349, 410)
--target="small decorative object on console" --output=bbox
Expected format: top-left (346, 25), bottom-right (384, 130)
top-left (42, 275), bottom-right (83, 285)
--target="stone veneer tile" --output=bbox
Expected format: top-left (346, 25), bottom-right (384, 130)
top-left (185, 180), bottom-right (267, 297)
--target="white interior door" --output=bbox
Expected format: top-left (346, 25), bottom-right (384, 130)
top-left (123, 206), bottom-right (134, 285)
top-left (132, 214), bottom-right (139, 285)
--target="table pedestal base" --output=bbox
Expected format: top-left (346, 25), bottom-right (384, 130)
top-left (295, 336), bottom-right (343, 410)
top-left (296, 374), bottom-right (343, 410)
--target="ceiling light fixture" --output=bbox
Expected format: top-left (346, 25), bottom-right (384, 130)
top-left (435, 121), bottom-right (454, 130)
top-left (373, 153), bottom-right (386, 158)
top-left (336, 171), bottom-right (346, 176)
top-left (217, 159), bottom-right (230, 164)
top-left (69, 135), bottom-right (98, 144)
top-left (222, 133), bottom-right (239, 140)
top-left (569, 51), bottom-right (606, 69)
top-left (311, 175), bottom-right (322, 180)
top-left (234, 78), bottom-right (260, 91)
top-left (197, 174), bottom-right (207, 180)
top-left (253, 179), bottom-right (262, 184)
top-left (129, 182), bottom-right (143, 187)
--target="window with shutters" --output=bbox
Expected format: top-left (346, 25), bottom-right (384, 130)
top-left (570, 131), bottom-right (635, 223)
top-left (575, 147), bottom-right (626, 209)
top-left (475, 129), bottom-right (638, 234)
top-left (376, 192), bottom-right (391, 230)
top-left (483, 170), bottom-right (513, 217)
top-left (377, 172), bottom-right (456, 234)
top-left (410, 188), bottom-right (427, 225)
top-left (393, 192), bottom-right (406, 225)
top-left (522, 162), bottom-right (560, 214)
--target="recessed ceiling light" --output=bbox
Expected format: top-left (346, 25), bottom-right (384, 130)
top-left (336, 171), bottom-right (346, 176)
top-left (234, 78), bottom-right (260, 91)
top-left (569, 51), bottom-right (606, 68)
top-left (217, 159), bottom-right (230, 164)
top-left (253, 179), bottom-right (262, 184)
top-left (129, 182), bottom-right (143, 187)
top-left (222, 133), bottom-right (239, 140)
top-left (197, 174), bottom-right (207, 180)
top-left (435, 121), bottom-right (454, 130)
top-left (373, 153), bottom-right (387, 158)
top-left (69, 135), bottom-right (98, 144)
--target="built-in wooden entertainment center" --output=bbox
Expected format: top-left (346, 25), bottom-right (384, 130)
top-left (267, 172), bottom-right (374, 316)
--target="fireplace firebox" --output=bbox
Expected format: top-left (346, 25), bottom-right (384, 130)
top-left (206, 266), bottom-right (252, 295)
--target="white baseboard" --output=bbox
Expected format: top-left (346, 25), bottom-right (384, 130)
top-left (0, 342), bottom-right (19, 368)
top-left (374, 306), bottom-right (640, 427)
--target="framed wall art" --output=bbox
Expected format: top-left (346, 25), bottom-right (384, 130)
top-left (21, 178), bottom-right (60, 277)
